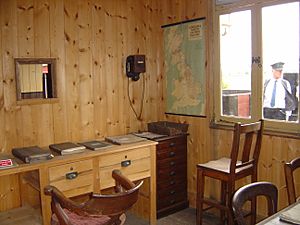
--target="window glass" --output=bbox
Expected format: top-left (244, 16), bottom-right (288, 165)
top-left (220, 10), bottom-right (252, 118)
top-left (262, 2), bottom-right (299, 122)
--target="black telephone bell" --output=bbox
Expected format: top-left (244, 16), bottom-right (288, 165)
top-left (126, 55), bottom-right (146, 81)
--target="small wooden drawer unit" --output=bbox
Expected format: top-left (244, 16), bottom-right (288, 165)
top-left (48, 159), bottom-right (94, 197)
top-left (155, 134), bottom-right (188, 218)
top-left (98, 147), bottom-right (151, 189)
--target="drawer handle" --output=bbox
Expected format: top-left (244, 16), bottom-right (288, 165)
top-left (169, 142), bottom-right (175, 147)
top-left (170, 199), bottom-right (176, 204)
top-left (170, 190), bottom-right (176, 195)
top-left (169, 151), bottom-right (176, 157)
top-left (170, 161), bottom-right (175, 166)
top-left (66, 171), bottom-right (78, 180)
top-left (169, 171), bottom-right (176, 176)
top-left (170, 180), bottom-right (175, 185)
top-left (121, 160), bottom-right (131, 167)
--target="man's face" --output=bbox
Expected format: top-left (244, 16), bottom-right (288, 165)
top-left (272, 69), bottom-right (282, 79)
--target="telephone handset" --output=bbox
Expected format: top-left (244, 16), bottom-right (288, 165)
top-left (126, 55), bottom-right (146, 81)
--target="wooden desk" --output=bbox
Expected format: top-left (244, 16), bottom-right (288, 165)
top-left (256, 201), bottom-right (300, 225)
top-left (0, 140), bottom-right (157, 225)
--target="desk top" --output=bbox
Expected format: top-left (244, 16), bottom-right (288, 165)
top-left (256, 201), bottom-right (300, 225)
top-left (0, 140), bottom-right (157, 177)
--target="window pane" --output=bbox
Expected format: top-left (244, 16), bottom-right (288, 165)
top-left (262, 2), bottom-right (299, 122)
top-left (220, 10), bottom-right (252, 118)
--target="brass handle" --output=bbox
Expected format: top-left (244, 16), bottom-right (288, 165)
top-left (66, 171), bottom-right (78, 180)
top-left (170, 190), bottom-right (176, 195)
top-left (121, 160), bottom-right (131, 167)
top-left (169, 171), bottom-right (176, 176)
top-left (170, 161), bottom-right (175, 166)
top-left (169, 151), bottom-right (175, 157)
top-left (169, 142), bottom-right (175, 147)
top-left (170, 180), bottom-right (175, 185)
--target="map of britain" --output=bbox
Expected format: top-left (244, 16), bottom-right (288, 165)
top-left (164, 19), bottom-right (206, 116)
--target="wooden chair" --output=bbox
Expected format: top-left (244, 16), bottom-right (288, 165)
top-left (44, 170), bottom-right (143, 225)
top-left (284, 156), bottom-right (300, 204)
top-left (196, 120), bottom-right (264, 225)
top-left (232, 181), bottom-right (278, 225)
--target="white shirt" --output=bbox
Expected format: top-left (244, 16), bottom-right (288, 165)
top-left (263, 77), bottom-right (292, 117)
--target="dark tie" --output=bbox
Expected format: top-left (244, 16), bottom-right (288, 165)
top-left (270, 80), bottom-right (277, 107)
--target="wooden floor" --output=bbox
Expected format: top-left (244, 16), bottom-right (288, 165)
top-left (126, 208), bottom-right (220, 225)
top-left (0, 206), bottom-right (220, 225)
top-left (0, 206), bottom-right (41, 225)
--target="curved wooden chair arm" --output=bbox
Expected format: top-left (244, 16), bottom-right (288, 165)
top-left (284, 157), bottom-right (300, 204)
top-left (112, 169), bottom-right (136, 191)
top-left (232, 181), bottom-right (278, 225)
top-left (44, 170), bottom-right (143, 225)
top-left (44, 185), bottom-right (89, 225)
top-left (85, 170), bottom-right (143, 215)
top-left (44, 185), bottom-right (85, 215)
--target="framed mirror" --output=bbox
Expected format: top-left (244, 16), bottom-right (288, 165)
top-left (15, 58), bottom-right (57, 101)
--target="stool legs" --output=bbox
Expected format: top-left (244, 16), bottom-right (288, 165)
top-left (226, 181), bottom-right (235, 225)
top-left (196, 168), bottom-right (204, 225)
top-left (220, 181), bottom-right (227, 223)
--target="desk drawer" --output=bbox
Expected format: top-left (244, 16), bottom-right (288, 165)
top-left (156, 136), bottom-right (186, 151)
top-left (157, 192), bottom-right (187, 210)
top-left (157, 183), bottom-right (187, 199)
top-left (49, 159), bottom-right (93, 197)
top-left (157, 145), bottom-right (186, 161)
top-left (99, 148), bottom-right (150, 189)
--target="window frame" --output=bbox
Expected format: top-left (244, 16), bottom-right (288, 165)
top-left (212, 0), bottom-right (300, 135)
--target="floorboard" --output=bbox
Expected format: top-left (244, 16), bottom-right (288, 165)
top-left (125, 208), bottom-right (220, 225)
top-left (0, 206), bottom-right (220, 225)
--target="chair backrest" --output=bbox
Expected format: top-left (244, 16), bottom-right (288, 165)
top-left (232, 181), bottom-right (278, 225)
top-left (284, 157), bottom-right (300, 204)
top-left (44, 170), bottom-right (143, 225)
top-left (230, 120), bottom-right (264, 175)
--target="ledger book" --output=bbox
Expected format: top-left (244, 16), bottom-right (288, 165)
top-left (49, 142), bottom-right (86, 155)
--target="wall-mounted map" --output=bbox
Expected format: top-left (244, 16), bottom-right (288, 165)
top-left (163, 18), bottom-right (206, 117)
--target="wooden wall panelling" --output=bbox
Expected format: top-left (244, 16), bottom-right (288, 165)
top-left (50, 0), bottom-right (68, 143)
top-left (102, 0), bottom-right (118, 136)
top-left (64, 0), bottom-right (81, 141)
top-left (2, 0), bottom-right (23, 151)
top-left (0, 1), bottom-right (23, 211)
top-left (34, 0), bottom-right (50, 58)
top-left (0, 0), bottom-right (4, 153)
top-left (17, 0), bottom-right (37, 146)
top-left (135, 0), bottom-right (150, 128)
top-left (152, 0), bottom-right (165, 122)
top-left (33, 0), bottom-right (54, 146)
top-left (125, 0), bottom-right (143, 133)
top-left (108, 0), bottom-right (125, 136)
top-left (17, 0), bottom-right (55, 209)
top-left (116, 0), bottom-right (129, 135)
top-left (17, 0), bottom-right (34, 57)
top-left (78, 0), bottom-right (95, 140)
top-left (91, 0), bottom-right (108, 139)
top-left (269, 136), bottom-right (288, 208)
top-left (144, 0), bottom-right (164, 124)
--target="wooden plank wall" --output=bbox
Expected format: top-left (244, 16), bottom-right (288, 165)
top-left (0, 0), bottom-right (299, 216)
top-left (0, 0), bottom-right (165, 211)
top-left (160, 0), bottom-right (300, 214)
top-left (0, 0), bottom-right (165, 154)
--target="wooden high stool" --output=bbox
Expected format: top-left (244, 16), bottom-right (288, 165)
top-left (196, 120), bottom-right (264, 225)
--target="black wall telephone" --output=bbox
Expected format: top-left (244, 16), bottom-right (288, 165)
top-left (126, 55), bottom-right (146, 81)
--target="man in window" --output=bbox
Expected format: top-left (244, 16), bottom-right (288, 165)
top-left (263, 62), bottom-right (295, 121)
